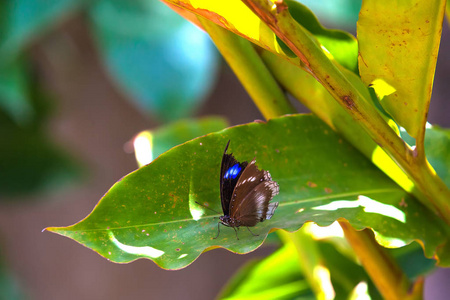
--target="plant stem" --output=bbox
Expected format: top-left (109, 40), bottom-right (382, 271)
top-left (198, 17), bottom-right (296, 120)
top-left (242, 0), bottom-right (450, 225)
top-left (339, 220), bottom-right (411, 300)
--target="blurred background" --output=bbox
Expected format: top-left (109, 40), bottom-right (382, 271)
top-left (0, 1), bottom-right (449, 299)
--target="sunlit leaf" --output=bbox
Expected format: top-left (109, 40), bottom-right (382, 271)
top-left (162, 0), bottom-right (297, 63)
top-left (46, 115), bottom-right (449, 269)
top-left (133, 117), bottom-right (228, 167)
top-left (219, 240), bottom-right (380, 300)
top-left (358, 0), bottom-right (446, 138)
top-left (220, 230), bottom-right (435, 299)
top-left (218, 244), bottom-right (311, 300)
top-left (88, 0), bottom-right (219, 121)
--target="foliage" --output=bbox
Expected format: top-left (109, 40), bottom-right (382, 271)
top-left (1, 0), bottom-right (449, 299)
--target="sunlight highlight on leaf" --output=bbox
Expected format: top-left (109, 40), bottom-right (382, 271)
top-left (108, 232), bottom-right (164, 258)
top-left (307, 221), bottom-right (344, 239)
top-left (312, 195), bottom-right (405, 223)
top-left (314, 265), bottom-right (335, 300)
top-left (189, 0), bottom-right (262, 39)
top-left (349, 282), bottom-right (370, 300)
top-left (370, 78), bottom-right (396, 99)
top-left (134, 132), bottom-right (153, 166)
top-left (371, 147), bottom-right (415, 192)
top-left (373, 233), bottom-right (407, 248)
top-left (189, 181), bottom-right (205, 221)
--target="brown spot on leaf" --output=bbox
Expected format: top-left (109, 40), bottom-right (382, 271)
top-left (342, 95), bottom-right (355, 109)
top-left (307, 181), bottom-right (317, 188)
top-left (399, 198), bottom-right (408, 207)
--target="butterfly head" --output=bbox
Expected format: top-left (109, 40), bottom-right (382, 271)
top-left (219, 215), bottom-right (239, 228)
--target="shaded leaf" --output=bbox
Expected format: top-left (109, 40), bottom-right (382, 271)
top-left (46, 115), bottom-right (449, 269)
top-left (0, 60), bottom-right (33, 125)
top-left (0, 260), bottom-right (24, 300)
top-left (389, 242), bottom-right (436, 280)
top-left (358, 0), bottom-right (446, 138)
top-left (133, 117), bottom-right (228, 167)
top-left (0, 70), bottom-right (80, 198)
top-left (400, 125), bottom-right (450, 188)
top-left (297, 0), bottom-right (362, 30)
top-left (285, 0), bottom-right (359, 73)
top-left (88, 0), bottom-right (219, 121)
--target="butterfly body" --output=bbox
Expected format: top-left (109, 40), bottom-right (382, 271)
top-left (217, 140), bottom-right (279, 239)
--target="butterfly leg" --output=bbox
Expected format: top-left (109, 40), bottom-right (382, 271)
top-left (246, 227), bottom-right (259, 237)
top-left (233, 227), bottom-right (240, 240)
top-left (213, 222), bottom-right (221, 239)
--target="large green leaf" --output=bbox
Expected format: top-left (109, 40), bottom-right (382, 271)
top-left (46, 115), bottom-right (449, 269)
top-left (88, 0), bottom-right (219, 121)
top-left (357, 0), bottom-right (446, 139)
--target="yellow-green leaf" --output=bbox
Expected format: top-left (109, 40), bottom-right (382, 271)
top-left (163, 0), bottom-right (296, 62)
top-left (357, 0), bottom-right (446, 139)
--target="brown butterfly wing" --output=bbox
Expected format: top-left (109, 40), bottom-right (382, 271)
top-left (229, 159), bottom-right (280, 227)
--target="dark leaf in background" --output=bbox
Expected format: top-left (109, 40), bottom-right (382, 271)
top-left (0, 59), bottom-right (80, 198)
top-left (88, 0), bottom-right (220, 122)
top-left (0, 0), bottom-right (85, 62)
top-left (401, 125), bottom-right (450, 189)
top-left (0, 60), bottom-right (33, 125)
top-left (0, 0), bottom-right (85, 123)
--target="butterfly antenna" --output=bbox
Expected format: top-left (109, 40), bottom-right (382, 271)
top-left (213, 222), bottom-right (221, 239)
top-left (194, 201), bottom-right (221, 214)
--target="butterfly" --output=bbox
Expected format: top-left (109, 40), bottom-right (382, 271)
top-left (215, 140), bottom-right (279, 240)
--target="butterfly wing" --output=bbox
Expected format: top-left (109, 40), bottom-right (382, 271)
top-left (220, 140), bottom-right (248, 215)
top-left (229, 159), bottom-right (279, 227)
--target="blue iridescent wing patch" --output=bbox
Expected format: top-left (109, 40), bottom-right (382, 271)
top-left (224, 164), bottom-right (242, 180)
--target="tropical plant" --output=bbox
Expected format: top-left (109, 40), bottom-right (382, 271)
top-left (46, 1), bottom-right (450, 299)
